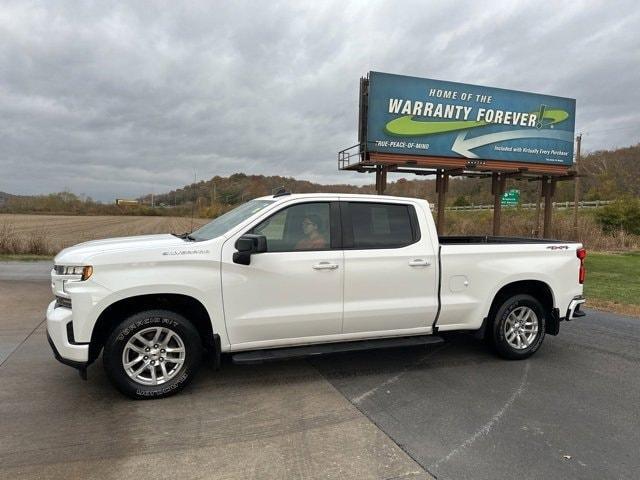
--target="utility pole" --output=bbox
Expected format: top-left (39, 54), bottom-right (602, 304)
top-left (573, 134), bottom-right (582, 240)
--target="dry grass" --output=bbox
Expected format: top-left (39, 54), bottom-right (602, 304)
top-left (2, 209), bottom-right (639, 256)
top-left (585, 299), bottom-right (640, 318)
top-left (0, 214), bottom-right (209, 256)
top-left (445, 209), bottom-right (640, 251)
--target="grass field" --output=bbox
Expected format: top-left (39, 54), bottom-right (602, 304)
top-left (0, 214), bottom-right (209, 255)
top-left (584, 252), bottom-right (640, 316)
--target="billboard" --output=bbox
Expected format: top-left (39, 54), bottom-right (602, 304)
top-left (363, 71), bottom-right (576, 166)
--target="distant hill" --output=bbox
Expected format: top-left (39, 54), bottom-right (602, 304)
top-left (146, 143), bottom-right (640, 210)
top-left (143, 173), bottom-right (375, 208)
top-left (0, 191), bottom-right (17, 207)
top-left (2, 143), bottom-right (638, 216)
top-left (579, 144), bottom-right (640, 199)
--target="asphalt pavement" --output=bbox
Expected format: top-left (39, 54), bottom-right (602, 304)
top-left (0, 260), bottom-right (52, 281)
top-left (312, 312), bottom-right (640, 480)
top-left (1, 260), bottom-right (638, 479)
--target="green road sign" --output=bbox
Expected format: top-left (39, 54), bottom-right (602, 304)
top-left (501, 189), bottom-right (520, 206)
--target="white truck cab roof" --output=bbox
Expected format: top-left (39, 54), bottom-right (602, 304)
top-left (256, 192), bottom-right (430, 206)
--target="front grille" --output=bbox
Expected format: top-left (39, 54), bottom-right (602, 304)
top-left (54, 265), bottom-right (65, 275)
top-left (55, 296), bottom-right (72, 309)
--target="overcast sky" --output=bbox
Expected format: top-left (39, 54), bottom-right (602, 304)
top-left (1, 0), bottom-right (639, 201)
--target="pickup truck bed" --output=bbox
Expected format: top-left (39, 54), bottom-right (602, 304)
top-left (440, 236), bottom-right (568, 244)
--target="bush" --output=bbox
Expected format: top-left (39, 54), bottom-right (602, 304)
top-left (596, 198), bottom-right (640, 235)
top-left (452, 195), bottom-right (470, 207)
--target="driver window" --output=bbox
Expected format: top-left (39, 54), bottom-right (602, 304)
top-left (251, 202), bottom-right (330, 252)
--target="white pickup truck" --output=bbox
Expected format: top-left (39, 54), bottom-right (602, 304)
top-left (47, 192), bottom-right (586, 398)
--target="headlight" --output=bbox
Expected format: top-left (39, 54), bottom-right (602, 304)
top-left (55, 265), bottom-right (93, 280)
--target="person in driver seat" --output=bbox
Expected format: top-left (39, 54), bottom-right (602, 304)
top-left (295, 214), bottom-right (327, 250)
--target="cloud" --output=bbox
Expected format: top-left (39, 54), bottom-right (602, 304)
top-left (0, 0), bottom-right (638, 200)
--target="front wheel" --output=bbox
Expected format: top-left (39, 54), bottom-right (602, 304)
top-left (489, 294), bottom-right (546, 360)
top-left (103, 309), bottom-right (202, 399)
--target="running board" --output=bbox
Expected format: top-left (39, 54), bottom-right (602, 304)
top-left (231, 335), bottom-right (444, 364)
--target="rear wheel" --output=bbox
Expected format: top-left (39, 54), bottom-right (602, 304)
top-left (103, 309), bottom-right (202, 399)
top-left (489, 294), bottom-right (545, 360)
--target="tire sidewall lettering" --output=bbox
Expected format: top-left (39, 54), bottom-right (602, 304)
top-left (135, 370), bottom-right (189, 397)
top-left (116, 317), bottom-right (179, 342)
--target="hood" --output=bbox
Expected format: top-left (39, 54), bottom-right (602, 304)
top-left (54, 234), bottom-right (188, 265)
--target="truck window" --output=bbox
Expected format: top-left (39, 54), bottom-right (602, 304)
top-left (190, 199), bottom-right (275, 240)
top-left (349, 202), bottom-right (417, 249)
top-left (251, 202), bottom-right (331, 252)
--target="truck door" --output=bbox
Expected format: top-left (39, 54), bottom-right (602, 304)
top-left (221, 201), bottom-right (343, 346)
top-left (341, 200), bottom-right (438, 334)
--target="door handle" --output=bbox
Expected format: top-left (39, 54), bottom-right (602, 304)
top-left (313, 262), bottom-right (339, 270)
top-left (408, 259), bottom-right (431, 267)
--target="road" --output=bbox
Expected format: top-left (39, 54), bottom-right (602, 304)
top-left (1, 261), bottom-right (639, 479)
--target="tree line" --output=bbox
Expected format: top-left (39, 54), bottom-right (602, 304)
top-left (2, 143), bottom-right (638, 217)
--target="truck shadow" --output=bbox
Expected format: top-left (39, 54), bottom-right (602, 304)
top-left (71, 332), bottom-right (545, 400)
top-left (306, 333), bottom-right (498, 379)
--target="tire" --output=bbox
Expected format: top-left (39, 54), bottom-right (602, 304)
top-left (488, 294), bottom-right (546, 360)
top-left (103, 309), bottom-right (202, 399)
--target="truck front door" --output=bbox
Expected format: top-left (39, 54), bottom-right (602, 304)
top-left (221, 200), bottom-right (343, 347)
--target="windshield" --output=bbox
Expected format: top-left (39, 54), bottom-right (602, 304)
top-left (190, 199), bottom-right (275, 241)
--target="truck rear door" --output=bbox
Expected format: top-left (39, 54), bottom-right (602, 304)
top-left (341, 200), bottom-right (439, 335)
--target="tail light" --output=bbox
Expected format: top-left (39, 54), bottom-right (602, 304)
top-left (577, 248), bottom-right (586, 284)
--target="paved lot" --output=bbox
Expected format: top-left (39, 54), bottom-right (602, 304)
top-left (0, 263), bottom-right (429, 480)
top-left (1, 261), bottom-right (639, 479)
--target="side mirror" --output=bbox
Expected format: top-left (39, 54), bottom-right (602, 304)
top-left (233, 234), bottom-right (267, 265)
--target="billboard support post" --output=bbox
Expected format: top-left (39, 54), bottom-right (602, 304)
top-left (381, 166), bottom-right (388, 194)
top-left (436, 170), bottom-right (449, 234)
top-left (375, 165), bottom-right (388, 194)
top-left (535, 181), bottom-right (542, 237)
top-left (542, 177), bottom-right (557, 237)
top-left (492, 173), bottom-right (507, 235)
